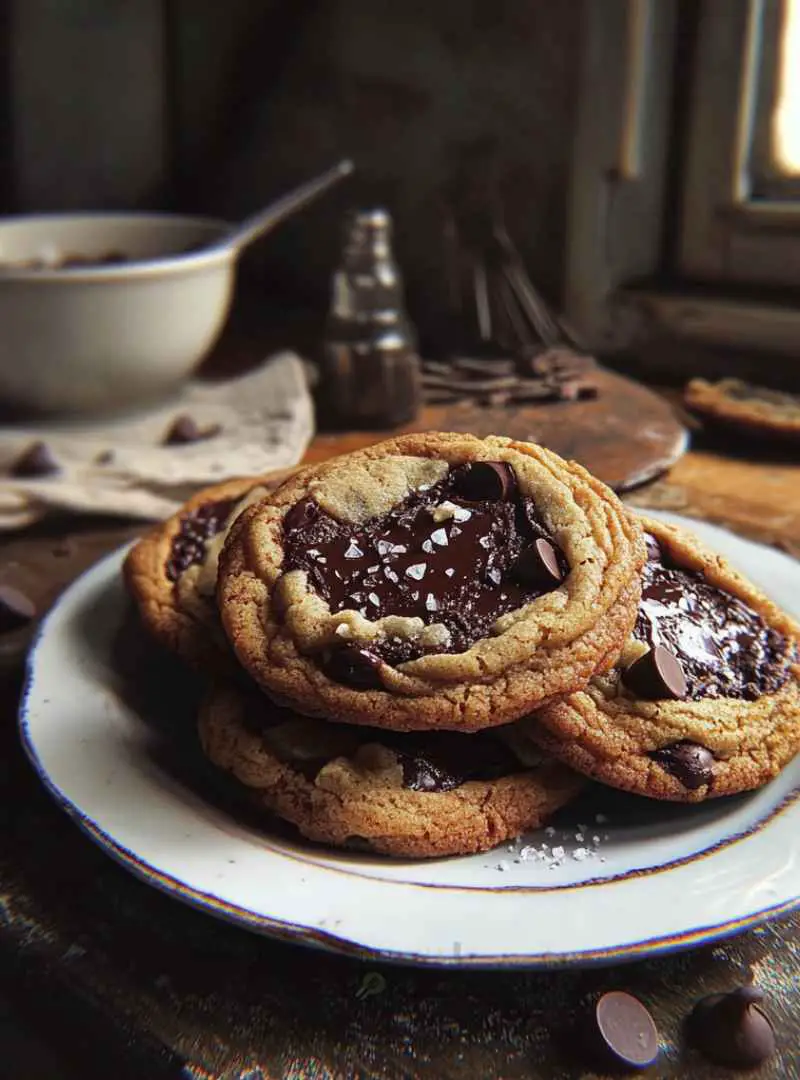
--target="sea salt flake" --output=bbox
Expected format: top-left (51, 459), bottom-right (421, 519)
top-left (592, 835), bottom-right (600, 845)
top-left (453, 506), bottom-right (472, 522)
top-left (425, 593), bottom-right (438, 612)
top-left (422, 540), bottom-right (434, 554)
top-left (376, 540), bottom-right (392, 556)
top-left (572, 847), bottom-right (590, 861)
top-left (392, 544), bottom-right (407, 554)
top-left (335, 624), bottom-right (352, 639)
top-left (412, 591), bottom-right (420, 601)
top-left (384, 567), bottom-right (399, 583)
top-left (368, 592), bottom-right (381, 607)
top-left (308, 548), bottom-right (321, 557)
top-left (317, 556), bottom-right (327, 564)
top-left (367, 564), bottom-right (379, 573)
top-left (344, 541), bottom-right (363, 559)
top-left (445, 568), bottom-right (455, 578)
top-left (487, 567), bottom-right (502, 585)
top-left (406, 563), bottom-right (427, 580)
top-left (575, 833), bottom-right (585, 843)
top-left (431, 528), bottom-right (448, 547)
top-left (478, 535), bottom-right (492, 549)
top-left (551, 846), bottom-right (565, 859)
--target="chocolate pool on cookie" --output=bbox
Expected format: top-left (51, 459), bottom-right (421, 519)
top-left (530, 515), bottom-right (800, 801)
top-left (217, 432), bottom-right (645, 732)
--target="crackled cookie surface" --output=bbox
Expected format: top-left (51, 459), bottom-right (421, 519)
top-left (684, 378), bottom-right (800, 443)
top-left (530, 516), bottom-right (800, 801)
top-left (218, 432), bottom-right (645, 731)
top-left (199, 682), bottom-right (584, 858)
top-left (123, 468), bottom-right (296, 669)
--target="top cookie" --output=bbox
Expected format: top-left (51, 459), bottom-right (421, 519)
top-left (218, 432), bottom-right (646, 731)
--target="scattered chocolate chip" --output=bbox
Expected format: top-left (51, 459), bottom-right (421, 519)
top-left (283, 498), bottom-right (320, 534)
top-left (651, 741), bottom-right (714, 790)
top-left (587, 991), bottom-right (660, 1070)
top-left (622, 645), bottom-right (687, 700)
top-left (687, 987), bottom-right (775, 1068)
top-left (322, 646), bottom-right (384, 690)
top-left (11, 441), bottom-right (60, 477)
top-left (451, 461), bottom-right (515, 501)
top-left (0, 584), bottom-right (36, 632)
top-left (163, 414), bottom-right (222, 446)
top-left (513, 538), bottom-right (564, 587)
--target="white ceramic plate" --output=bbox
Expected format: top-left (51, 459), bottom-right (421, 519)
top-left (20, 511), bottom-right (800, 968)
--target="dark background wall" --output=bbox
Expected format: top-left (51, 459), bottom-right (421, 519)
top-left (3, 0), bottom-right (583, 346)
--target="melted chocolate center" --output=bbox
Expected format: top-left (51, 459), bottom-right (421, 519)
top-left (243, 694), bottom-right (522, 792)
top-left (634, 535), bottom-right (790, 700)
top-left (282, 467), bottom-right (567, 665)
top-left (165, 497), bottom-right (237, 582)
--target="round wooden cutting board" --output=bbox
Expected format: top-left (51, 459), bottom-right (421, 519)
top-left (419, 367), bottom-right (687, 492)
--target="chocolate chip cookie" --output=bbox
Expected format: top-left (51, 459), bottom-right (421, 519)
top-left (529, 516), bottom-right (800, 801)
top-left (684, 378), bottom-right (800, 444)
top-left (218, 432), bottom-right (646, 731)
top-left (123, 468), bottom-right (297, 669)
top-left (199, 681), bottom-right (584, 858)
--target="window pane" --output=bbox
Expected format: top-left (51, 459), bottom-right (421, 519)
top-left (774, 0), bottom-right (800, 172)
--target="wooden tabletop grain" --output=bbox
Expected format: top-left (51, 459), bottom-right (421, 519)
top-left (0, 405), bottom-right (798, 1079)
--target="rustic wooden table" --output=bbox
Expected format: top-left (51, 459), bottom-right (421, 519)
top-left (1, 407), bottom-right (798, 1079)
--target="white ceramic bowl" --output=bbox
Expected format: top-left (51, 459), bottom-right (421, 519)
top-left (0, 213), bottom-right (236, 414)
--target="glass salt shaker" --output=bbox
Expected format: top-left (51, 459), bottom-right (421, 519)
top-left (321, 209), bottom-right (421, 428)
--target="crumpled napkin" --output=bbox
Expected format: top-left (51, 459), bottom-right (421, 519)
top-left (0, 351), bottom-right (314, 529)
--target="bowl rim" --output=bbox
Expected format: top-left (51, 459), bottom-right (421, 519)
top-left (0, 211), bottom-right (236, 281)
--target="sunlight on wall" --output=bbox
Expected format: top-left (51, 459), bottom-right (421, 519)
top-left (774, 0), bottom-right (800, 172)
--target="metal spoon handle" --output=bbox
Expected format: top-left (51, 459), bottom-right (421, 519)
top-left (213, 158), bottom-right (354, 255)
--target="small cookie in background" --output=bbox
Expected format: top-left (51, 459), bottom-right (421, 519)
top-left (684, 377), bottom-right (800, 444)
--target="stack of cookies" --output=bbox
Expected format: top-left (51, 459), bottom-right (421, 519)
top-left (124, 433), bottom-right (800, 858)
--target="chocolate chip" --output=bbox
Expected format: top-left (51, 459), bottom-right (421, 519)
top-left (283, 498), bottom-right (320, 535)
top-left (322, 646), bottom-right (384, 690)
top-left (451, 461), bottom-right (515, 501)
top-left (651, 741), bottom-right (714, 790)
top-left (0, 584), bottom-right (36, 632)
top-left (622, 645), bottom-right (687, 700)
top-left (687, 987), bottom-right (775, 1068)
top-left (513, 538), bottom-right (564, 588)
top-left (589, 991), bottom-right (660, 1070)
top-left (11, 441), bottom-right (60, 477)
top-left (163, 415), bottom-right (222, 446)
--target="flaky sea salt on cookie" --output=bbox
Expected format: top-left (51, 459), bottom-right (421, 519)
top-left (529, 515), bottom-right (800, 801)
top-left (217, 432), bottom-right (646, 731)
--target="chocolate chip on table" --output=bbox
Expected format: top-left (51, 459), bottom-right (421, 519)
top-left (651, 741), bottom-right (714, 790)
top-left (588, 990), bottom-right (660, 1070)
top-left (513, 539), bottom-right (564, 587)
top-left (10, 441), bottom-right (60, 477)
top-left (622, 645), bottom-right (688, 700)
top-left (451, 461), bottom-right (515, 501)
top-left (163, 414), bottom-right (222, 446)
top-left (687, 986), bottom-right (775, 1068)
top-left (283, 498), bottom-right (320, 535)
top-left (0, 584), bottom-right (36, 632)
top-left (322, 645), bottom-right (384, 690)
